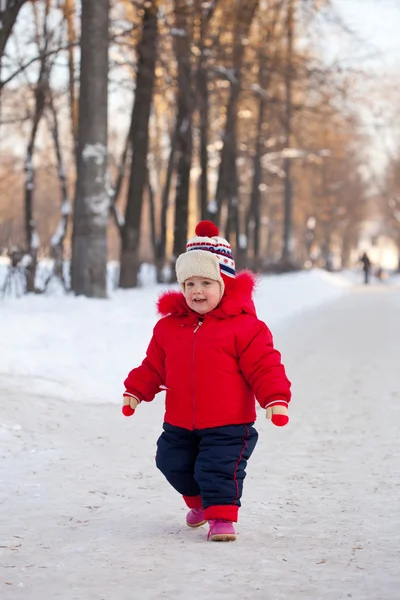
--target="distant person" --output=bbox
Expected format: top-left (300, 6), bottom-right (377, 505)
top-left (121, 220), bottom-right (291, 542)
top-left (360, 252), bottom-right (372, 285)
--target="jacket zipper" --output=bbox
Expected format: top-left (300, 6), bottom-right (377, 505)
top-left (193, 319), bottom-right (203, 333)
top-left (191, 318), bottom-right (203, 428)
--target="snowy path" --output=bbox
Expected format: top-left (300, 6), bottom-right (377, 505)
top-left (1, 284), bottom-right (400, 600)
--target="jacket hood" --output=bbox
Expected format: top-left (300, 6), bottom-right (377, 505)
top-left (156, 270), bottom-right (258, 319)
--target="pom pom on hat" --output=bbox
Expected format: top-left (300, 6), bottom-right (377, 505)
top-left (175, 220), bottom-right (236, 296)
top-left (195, 220), bottom-right (219, 238)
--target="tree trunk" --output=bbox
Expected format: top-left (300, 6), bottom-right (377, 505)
top-left (109, 128), bottom-right (130, 235)
top-left (119, 1), bottom-right (158, 288)
top-left (172, 0), bottom-right (194, 267)
top-left (156, 132), bottom-right (177, 282)
top-left (24, 38), bottom-right (50, 292)
top-left (0, 0), bottom-right (27, 59)
top-left (62, 0), bottom-right (78, 149)
top-left (108, 98), bottom-right (140, 235)
top-left (71, 0), bottom-right (109, 298)
top-left (281, 0), bottom-right (295, 264)
top-left (148, 169), bottom-right (157, 257)
top-left (196, 7), bottom-right (209, 220)
top-left (248, 114), bottom-right (263, 268)
top-left (213, 73), bottom-right (239, 230)
top-left (225, 155), bottom-right (237, 245)
top-left (340, 230), bottom-right (353, 269)
top-left (247, 0), bottom-right (280, 269)
top-left (248, 55), bottom-right (268, 269)
top-left (213, 0), bottom-right (259, 230)
top-left (195, 1), bottom-right (219, 220)
top-left (47, 89), bottom-right (70, 290)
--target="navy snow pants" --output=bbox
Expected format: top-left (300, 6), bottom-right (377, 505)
top-left (155, 422), bottom-right (258, 522)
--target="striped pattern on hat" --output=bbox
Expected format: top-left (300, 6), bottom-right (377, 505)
top-left (184, 221), bottom-right (236, 279)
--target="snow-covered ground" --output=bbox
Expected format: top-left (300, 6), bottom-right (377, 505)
top-left (0, 268), bottom-right (350, 405)
top-left (1, 269), bottom-right (400, 599)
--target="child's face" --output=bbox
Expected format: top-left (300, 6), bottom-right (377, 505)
top-left (184, 276), bottom-right (221, 315)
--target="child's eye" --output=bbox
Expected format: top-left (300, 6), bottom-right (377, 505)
top-left (186, 282), bottom-right (194, 287)
top-left (202, 281), bottom-right (210, 285)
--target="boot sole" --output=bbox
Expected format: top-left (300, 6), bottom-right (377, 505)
top-left (210, 533), bottom-right (236, 542)
top-left (187, 520), bottom-right (207, 528)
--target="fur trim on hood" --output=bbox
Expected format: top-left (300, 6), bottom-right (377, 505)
top-left (156, 270), bottom-right (258, 318)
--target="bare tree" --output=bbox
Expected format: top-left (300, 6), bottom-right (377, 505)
top-left (281, 0), bottom-right (295, 265)
top-left (212, 0), bottom-right (260, 234)
top-left (0, 0), bottom-right (27, 59)
top-left (71, 0), bottom-right (109, 297)
top-left (171, 0), bottom-right (195, 265)
top-left (0, 0), bottom-right (376, 278)
top-left (45, 88), bottom-right (71, 291)
top-left (196, 0), bottom-right (219, 220)
top-left (154, 128), bottom-right (177, 282)
top-left (119, 0), bottom-right (158, 288)
top-left (61, 0), bottom-right (78, 149)
top-left (247, 0), bottom-right (284, 269)
top-left (24, 54), bottom-right (49, 292)
top-left (381, 151), bottom-right (400, 270)
top-left (24, 0), bottom-right (52, 292)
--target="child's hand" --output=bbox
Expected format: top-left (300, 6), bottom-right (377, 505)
top-left (265, 402), bottom-right (289, 426)
top-left (122, 395), bottom-right (139, 417)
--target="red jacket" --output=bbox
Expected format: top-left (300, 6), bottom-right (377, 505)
top-left (124, 271), bottom-right (291, 430)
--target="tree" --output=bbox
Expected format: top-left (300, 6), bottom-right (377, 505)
top-left (0, 0), bottom-right (27, 60)
top-left (381, 150), bottom-right (400, 270)
top-left (119, 0), bottom-right (158, 288)
top-left (24, 23), bottom-right (50, 292)
top-left (171, 0), bottom-right (195, 264)
top-left (61, 0), bottom-right (78, 148)
top-left (281, 0), bottom-right (295, 265)
top-left (0, 0), bottom-right (377, 282)
top-left (212, 0), bottom-right (260, 233)
top-left (196, 0), bottom-right (219, 220)
top-left (71, 0), bottom-right (109, 297)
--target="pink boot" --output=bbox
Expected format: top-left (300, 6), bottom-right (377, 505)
top-left (208, 519), bottom-right (236, 542)
top-left (186, 507), bottom-right (207, 528)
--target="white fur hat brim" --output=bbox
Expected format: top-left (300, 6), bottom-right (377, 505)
top-left (175, 250), bottom-right (225, 296)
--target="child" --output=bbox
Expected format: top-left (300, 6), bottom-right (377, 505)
top-left (122, 221), bottom-right (291, 542)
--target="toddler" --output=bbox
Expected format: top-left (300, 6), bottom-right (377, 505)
top-left (122, 221), bottom-right (291, 541)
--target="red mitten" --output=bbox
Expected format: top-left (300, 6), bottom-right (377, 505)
top-left (265, 401), bottom-right (289, 426)
top-left (122, 395), bottom-right (139, 417)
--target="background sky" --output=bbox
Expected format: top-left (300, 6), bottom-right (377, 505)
top-left (334, 0), bottom-right (400, 69)
top-left (326, 0), bottom-right (400, 177)
top-left (3, 1), bottom-right (400, 177)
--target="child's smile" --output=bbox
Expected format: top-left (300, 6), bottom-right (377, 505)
top-left (184, 276), bottom-right (222, 314)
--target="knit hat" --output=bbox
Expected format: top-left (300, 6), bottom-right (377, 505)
top-left (175, 221), bottom-right (235, 297)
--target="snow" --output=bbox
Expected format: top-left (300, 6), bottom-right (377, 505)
top-left (85, 192), bottom-right (110, 216)
top-left (0, 269), bottom-right (349, 405)
top-left (61, 199), bottom-right (71, 216)
top-left (207, 199), bottom-right (218, 214)
top-left (171, 28), bottom-right (186, 37)
top-left (213, 66), bottom-right (237, 84)
top-left (50, 220), bottom-right (67, 246)
top-left (31, 231), bottom-right (40, 250)
top-left (250, 83), bottom-right (269, 100)
top-left (1, 268), bottom-right (400, 598)
top-left (82, 143), bottom-right (107, 165)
